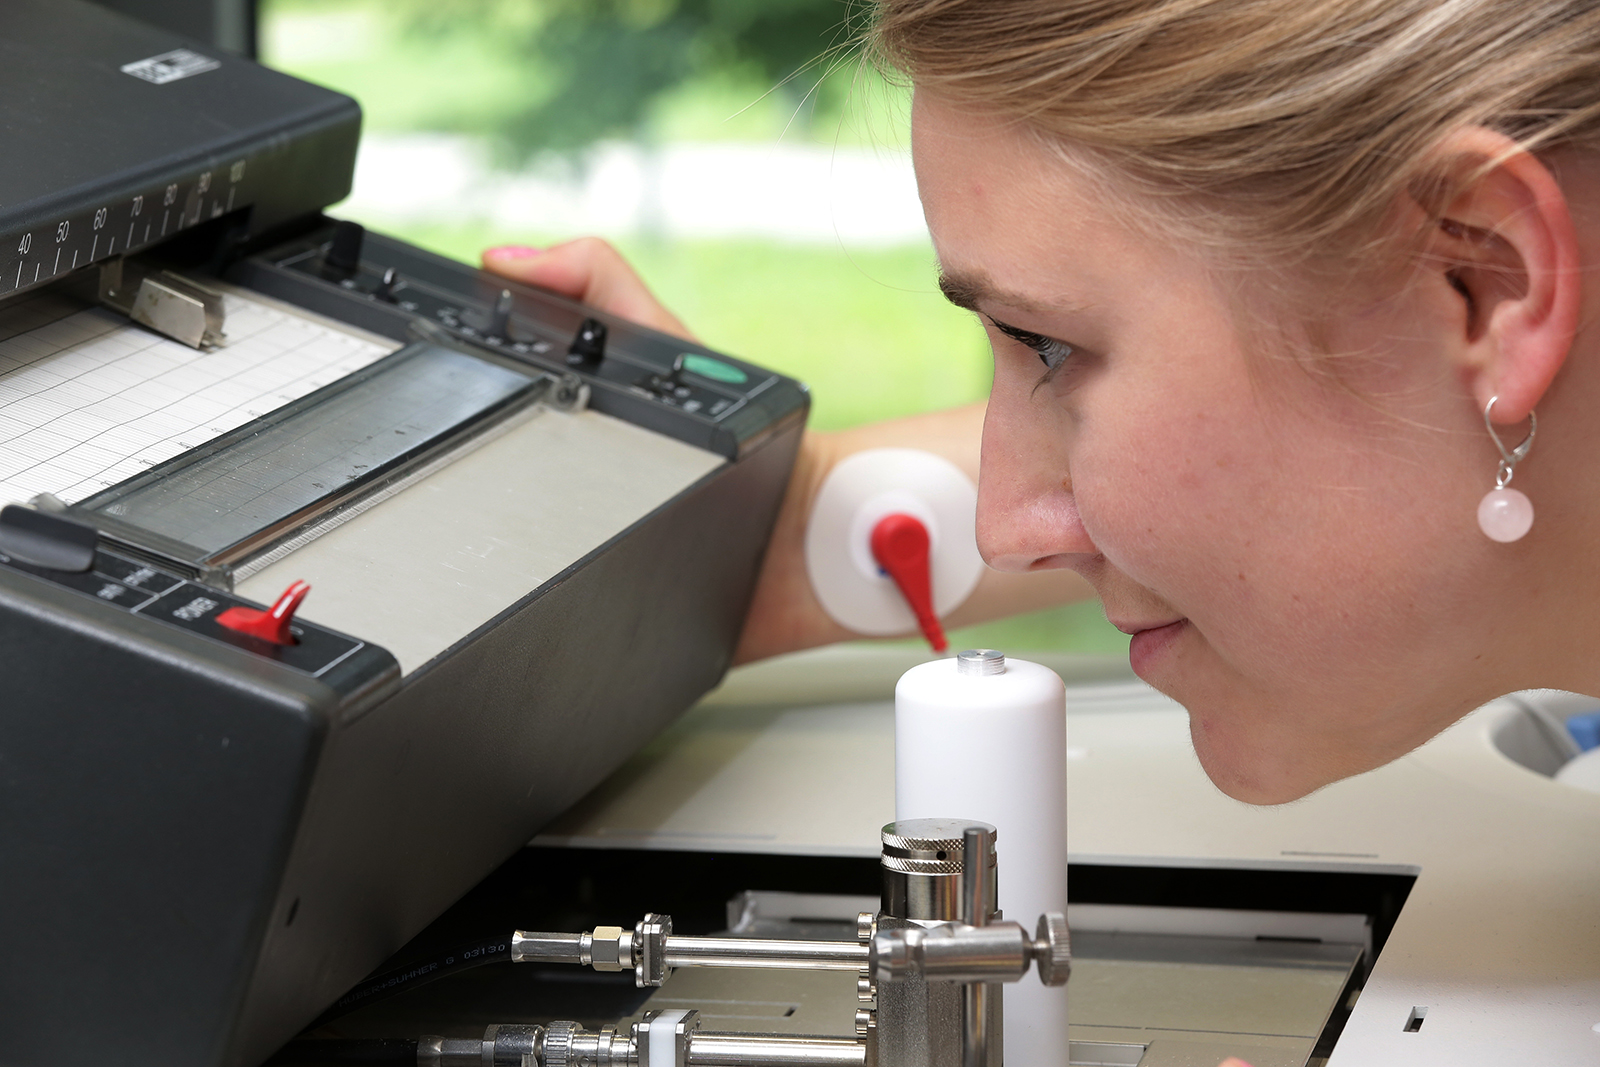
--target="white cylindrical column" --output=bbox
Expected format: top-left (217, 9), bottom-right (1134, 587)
top-left (894, 650), bottom-right (1069, 1066)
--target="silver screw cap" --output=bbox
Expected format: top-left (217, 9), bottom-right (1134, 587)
top-left (956, 648), bottom-right (1006, 675)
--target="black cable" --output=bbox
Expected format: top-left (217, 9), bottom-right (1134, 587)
top-left (267, 1039), bottom-right (419, 1066)
top-left (307, 933), bottom-right (516, 1028)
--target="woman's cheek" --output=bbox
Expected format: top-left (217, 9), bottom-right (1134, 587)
top-left (1081, 405), bottom-right (1276, 629)
top-left (1067, 411), bottom-right (1199, 577)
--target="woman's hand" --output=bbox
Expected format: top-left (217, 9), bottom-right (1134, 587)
top-left (1217, 1059), bottom-right (1254, 1066)
top-left (483, 238), bottom-right (695, 341)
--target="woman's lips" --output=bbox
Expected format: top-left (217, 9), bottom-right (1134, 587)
top-left (1125, 619), bottom-right (1187, 678)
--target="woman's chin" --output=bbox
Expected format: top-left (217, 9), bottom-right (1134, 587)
top-left (1187, 715), bottom-right (1333, 806)
top-left (1135, 633), bottom-right (1345, 804)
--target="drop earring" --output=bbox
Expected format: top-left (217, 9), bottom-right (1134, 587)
top-left (1477, 396), bottom-right (1537, 543)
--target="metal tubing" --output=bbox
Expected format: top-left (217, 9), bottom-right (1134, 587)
top-left (664, 937), bottom-right (869, 970)
top-left (688, 1033), bottom-right (867, 1065)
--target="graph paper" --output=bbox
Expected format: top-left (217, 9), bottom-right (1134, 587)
top-left (0, 289), bottom-right (398, 508)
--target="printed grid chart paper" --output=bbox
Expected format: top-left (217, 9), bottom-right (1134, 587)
top-left (0, 292), bottom-right (398, 508)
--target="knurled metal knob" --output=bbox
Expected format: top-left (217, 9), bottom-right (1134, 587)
top-left (1034, 913), bottom-right (1072, 986)
top-left (880, 818), bottom-right (994, 875)
top-left (543, 1020), bottom-right (580, 1067)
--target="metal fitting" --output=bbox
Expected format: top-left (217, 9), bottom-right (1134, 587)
top-left (954, 649), bottom-right (1005, 676)
top-left (418, 1026), bottom-right (545, 1067)
top-left (537, 1021), bottom-right (634, 1067)
top-left (636, 912), bottom-right (671, 987)
top-left (541, 1021), bottom-right (580, 1067)
top-left (485, 1025), bottom-right (543, 1066)
top-left (869, 913), bottom-right (1071, 988)
top-left (512, 931), bottom-right (585, 965)
top-left (586, 926), bottom-right (633, 973)
top-left (417, 1036), bottom-right (484, 1067)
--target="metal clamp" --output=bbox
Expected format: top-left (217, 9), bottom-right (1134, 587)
top-left (100, 259), bottom-right (227, 348)
top-left (636, 1009), bottom-right (699, 1067)
top-left (868, 913), bottom-right (1071, 987)
top-left (636, 912), bottom-right (672, 988)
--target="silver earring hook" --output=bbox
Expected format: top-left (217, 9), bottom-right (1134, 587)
top-left (1484, 395), bottom-right (1537, 489)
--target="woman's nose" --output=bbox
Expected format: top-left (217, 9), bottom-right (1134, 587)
top-left (976, 400), bottom-right (1097, 573)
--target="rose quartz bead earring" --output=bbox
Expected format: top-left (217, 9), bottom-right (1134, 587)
top-left (1477, 396), bottom-right (1537, 543)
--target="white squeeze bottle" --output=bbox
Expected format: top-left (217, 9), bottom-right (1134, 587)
top-left (894, 649), bottom-right (1069, 1065)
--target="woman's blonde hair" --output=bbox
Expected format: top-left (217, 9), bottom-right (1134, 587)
top-left (871, 0), bottom-right (1600, 285)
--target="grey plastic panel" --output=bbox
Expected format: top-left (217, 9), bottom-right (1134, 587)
top-left (235, 404), bottom-right (726, 675)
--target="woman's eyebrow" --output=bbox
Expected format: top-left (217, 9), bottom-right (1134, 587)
top-left (937, 269), bottom-right (1082, 316)
top-left (937, 270), bottom-right (988, 311)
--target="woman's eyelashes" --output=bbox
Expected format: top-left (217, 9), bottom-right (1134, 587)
top-left (988, 317), bottom-right (1077, 378)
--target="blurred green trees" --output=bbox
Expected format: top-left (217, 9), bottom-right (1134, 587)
top-left (381, 0), bottom-right (867, 154)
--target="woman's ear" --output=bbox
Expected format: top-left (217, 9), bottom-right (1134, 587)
top-left (1420, 128), bottom-right (1581, 423)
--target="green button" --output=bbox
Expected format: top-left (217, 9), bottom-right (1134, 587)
top-left (681, 353), bottom-right (748, 385)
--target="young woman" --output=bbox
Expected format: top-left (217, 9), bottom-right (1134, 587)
top-left (485, 0), bottom-right (1600, 816)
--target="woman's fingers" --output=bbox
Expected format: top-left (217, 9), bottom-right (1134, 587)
top-left (482, 237), bottom-right (696, 342)
top-left (1216, 1059), bottom-right (1255, 1067)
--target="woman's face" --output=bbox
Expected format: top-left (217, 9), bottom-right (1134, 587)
top-left (912, 92), bottom-right (1547, 803)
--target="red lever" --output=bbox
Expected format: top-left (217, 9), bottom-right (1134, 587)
top-left (216, 580), bottom-right (310, 646)
top-left (870, 512), bottom-right (948, 653)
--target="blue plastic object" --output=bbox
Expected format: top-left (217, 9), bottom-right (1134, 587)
top-left (1566, 710), bottom-right (1600, 751)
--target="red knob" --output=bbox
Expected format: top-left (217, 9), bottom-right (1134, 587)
top-left (870, 513), bottom-right (948, 653)
top-left (216, 580), bottom-right (310, 646)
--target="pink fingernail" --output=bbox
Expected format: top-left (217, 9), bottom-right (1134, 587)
top-left (485, 245), bottom-right (543, 258)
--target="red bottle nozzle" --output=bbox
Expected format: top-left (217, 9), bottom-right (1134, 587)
top-left (870, 512), bottom-right (948, 653)
top-left (216, 579), bottom-right (310, 646)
